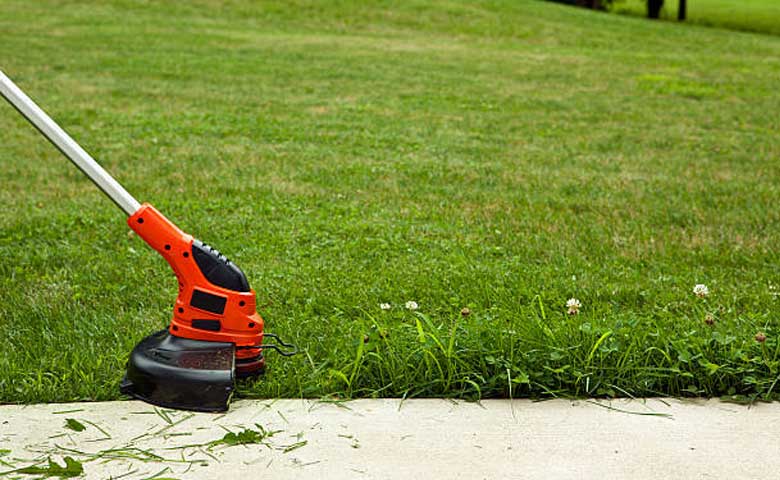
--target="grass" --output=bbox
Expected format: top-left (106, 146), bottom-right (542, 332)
top-left (612, 0), bottom-right (780, 36)
top-left (1, 0), bottom-right (779, 405)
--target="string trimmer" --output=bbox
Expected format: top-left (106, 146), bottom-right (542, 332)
top-left (0, 71), bottom-right (296, 412)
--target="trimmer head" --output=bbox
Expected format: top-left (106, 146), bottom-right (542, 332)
top-left (120, 330), bottom-right (237, 412)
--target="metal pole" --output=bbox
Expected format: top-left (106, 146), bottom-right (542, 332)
top-left (0, 70), bottom-right (141, 216)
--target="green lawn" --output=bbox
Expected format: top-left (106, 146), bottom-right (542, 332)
top-left (1, 0), bottom-right (780, 404)
top-left (613, 0), bottom-right (780, 36)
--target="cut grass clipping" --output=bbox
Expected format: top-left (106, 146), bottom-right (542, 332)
top-left (166, 424), bottom-right (307, 453)
top-left (0, 410), bottom-right (309, 479)
top-left (0, 450), bottom-right (12, 469)
top-left (64, 419), bottom-right (85, 433)
top-left (0, 457), bottom-right (83, 479)
top-left (1, 0), bottom-right (780, 403)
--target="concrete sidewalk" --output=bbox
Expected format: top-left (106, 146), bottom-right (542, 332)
top-left (1, 398), bottom-right (778, 479)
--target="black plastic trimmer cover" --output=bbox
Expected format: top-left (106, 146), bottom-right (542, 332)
top-left (120, 330), bottom-right (235, 412)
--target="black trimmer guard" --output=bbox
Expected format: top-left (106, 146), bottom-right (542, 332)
top-left (120, 330), bottom-right (235, 413)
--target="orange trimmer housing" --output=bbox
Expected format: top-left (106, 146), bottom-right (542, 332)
top-left (128, 203), bottom-right (264, 368)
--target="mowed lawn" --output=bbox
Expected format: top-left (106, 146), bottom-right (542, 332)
top-left (1, 0), bottom-right (780, 404)
top-left (613, 0), bottom-right (780, 36)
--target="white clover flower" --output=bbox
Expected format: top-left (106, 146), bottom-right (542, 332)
top-left (405, 301), bottom-right (419, 310)
top-left (379, 303), bottom-right (391, 310)
top-left (693, 284), bottom-right (709, 298)
top-left (566, 298), bottom-right (581, 315)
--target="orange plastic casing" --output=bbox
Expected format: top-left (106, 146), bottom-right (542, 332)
top-left (128, 203), bottom-right (264, 359)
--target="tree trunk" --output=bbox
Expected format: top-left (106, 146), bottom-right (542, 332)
top-left (648, 0), bottom-right (664, 19)
top-left (678, 0), bottom-right (687, 20)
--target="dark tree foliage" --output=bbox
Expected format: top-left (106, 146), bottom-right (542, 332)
top-left (548, 0), bottom-right (677, 18)
top-left (546, 0), bottom-right (611, 10)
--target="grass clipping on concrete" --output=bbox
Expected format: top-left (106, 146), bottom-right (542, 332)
top-left (1, 0), bottom-right (780, 404)
top-left (0, 406), bottom-right (309, 479)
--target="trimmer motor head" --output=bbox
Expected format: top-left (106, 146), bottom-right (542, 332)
top-left (0, 71), bottom-right (296, 413)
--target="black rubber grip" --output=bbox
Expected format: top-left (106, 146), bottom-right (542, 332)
top-left (190, 289), bottom-right (227, 314)
top-left (192, 319), bottom-right (222, 332)
top-left (191, 239), bottom-right (250, 292)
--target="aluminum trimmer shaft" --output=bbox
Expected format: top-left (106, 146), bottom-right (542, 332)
top-left (0, 70), bottom-right (141, 216)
